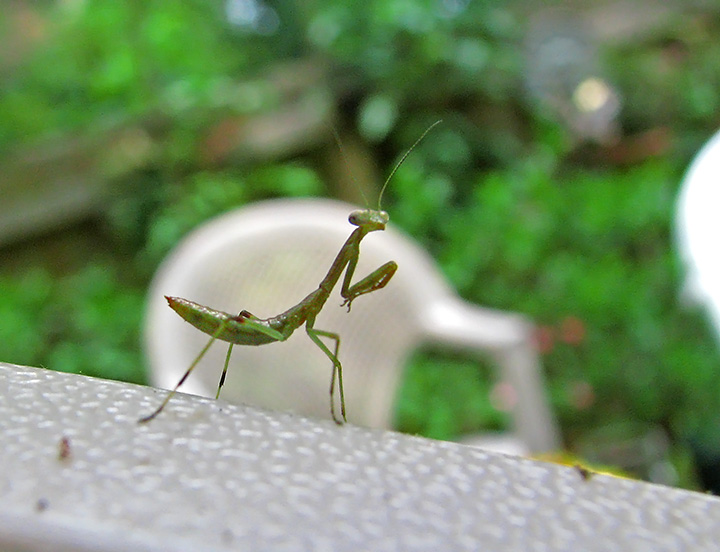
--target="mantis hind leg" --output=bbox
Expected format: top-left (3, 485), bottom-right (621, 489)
top-left (140, 308), bottom-right (285, 424)
top-left (138, 329), bottom-right (222, 424)
top-left (306, 326), bottom-right (345, 424)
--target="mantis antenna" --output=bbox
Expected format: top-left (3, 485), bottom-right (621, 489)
top-left (377, 119), bottom-right (443, 210)
top-left (333, 120), bottom-right (443, 210)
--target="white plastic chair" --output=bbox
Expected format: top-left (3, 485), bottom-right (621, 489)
top-left (144, 198), bottom-right (560, 453)
top-left (676, 130), bottom-right (720, 342)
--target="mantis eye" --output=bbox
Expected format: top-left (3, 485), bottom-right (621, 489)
top-left (348, 211), bottom-right (363, 226)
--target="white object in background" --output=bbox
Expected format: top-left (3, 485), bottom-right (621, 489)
top-left (144, 199), bottom-right (560, 453)
top-left (524, 9), bottom-right (620, 144)
top-left (676, 130), bottom-right (720, 340)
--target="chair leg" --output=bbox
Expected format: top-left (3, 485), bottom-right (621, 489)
top-left (493, 338), bottom-right (562, 453)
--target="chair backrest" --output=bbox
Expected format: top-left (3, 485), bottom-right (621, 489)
top-left (144, 198), bottom-right (560, 452)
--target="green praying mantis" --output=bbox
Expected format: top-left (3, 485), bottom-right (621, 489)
top-left (138, 121), bottom-right (441, 425)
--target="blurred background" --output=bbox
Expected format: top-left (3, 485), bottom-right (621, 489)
top-left (2, 0), bottom-right (720, 491)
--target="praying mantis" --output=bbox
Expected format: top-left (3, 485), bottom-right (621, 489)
top-left (138, 121), bottom-right (441, 425)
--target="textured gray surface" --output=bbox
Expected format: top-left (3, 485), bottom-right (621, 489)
top-left (1, 362), bottom-right (719, 551)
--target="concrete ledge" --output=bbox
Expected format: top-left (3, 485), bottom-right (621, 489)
top-left (1, 362), bottom-right (718, 551)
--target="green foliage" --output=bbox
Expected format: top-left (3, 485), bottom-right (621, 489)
top-left (308, 0), bottom-right (519, 101)
top-left (606, 21), bottom-right (720, 132)
top-left (0, 270), bottom-right (53, 363)
top-left (388, 150), bottom-right (720, 442)
top-left (395, 348), bottom-right (507, 441)
top-left (0, 266), bottom-right (146, 385)
top-left (0, 0), bottom-right (270, 150)
top-left (3, 0), bottom-right (720, 488)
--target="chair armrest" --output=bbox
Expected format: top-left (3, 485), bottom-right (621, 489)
top-left (423, 298), bottom-right (561, 452)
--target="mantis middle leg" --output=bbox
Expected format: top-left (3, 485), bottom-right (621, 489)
top-left (305, 317), bottom-right (344, 424)
top-left (213, 311), bottom-right (270, 400)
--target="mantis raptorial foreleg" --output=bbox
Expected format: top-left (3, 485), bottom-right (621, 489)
top-left (139, 121), bottom-right (441, 424)
top-left (341, 260), bottom-right (398, 311)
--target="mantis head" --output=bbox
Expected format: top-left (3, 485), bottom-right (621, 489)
top-left (348, 209), bottom-right (389, 232)
top-left (339, 120), bottom-right (442, 228)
